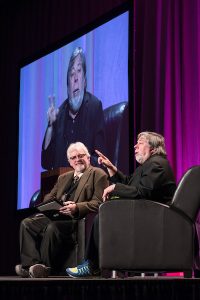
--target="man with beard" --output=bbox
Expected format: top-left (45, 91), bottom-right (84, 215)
top-left (66, 132), bottom-right (177, 277)
top-left (15, 142), bottom-right (109, 278)
top-left (41, 47), bottom-right (106, 170)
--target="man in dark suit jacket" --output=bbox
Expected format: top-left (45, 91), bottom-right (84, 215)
top-left (66, 131), bottom-right (176, 277)
top-left (41, 47), bottom-right (106, 170)
top-left (15, 142), bottom-right (108, 278)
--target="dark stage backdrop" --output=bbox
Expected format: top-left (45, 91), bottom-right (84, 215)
top-left (0, 0), bottom-right (130, 275)
top-left (0, 0), bottom-right (200, 276)
top-left (135, 0), bottom-right (200, 181)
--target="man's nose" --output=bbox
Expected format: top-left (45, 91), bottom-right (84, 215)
top-left (74, 72), bottom-right (78, 81)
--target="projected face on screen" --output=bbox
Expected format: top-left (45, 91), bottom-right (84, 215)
top-left (18, 11), bottom-right (129, 209)
top-left (67, 48), bottom-right (86, 113)
top-left (42, 46), bottom-right (106, 170)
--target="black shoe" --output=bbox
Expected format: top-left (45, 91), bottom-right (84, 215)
top-left (29, 264), bottom-right (51, 278)
top-left (15, 264), bottom-right (29, 278)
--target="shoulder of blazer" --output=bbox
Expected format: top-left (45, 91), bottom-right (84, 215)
top-left (58, 170), bottom-right (74, 182)
top-left (81, 166), bottom-right (93, 178)
top-left (84, 165), bottom-right (107, 175)
top-left (79, 166), bottom-right (105, 181)
top-left (90, 166), bottom-right (107, 176)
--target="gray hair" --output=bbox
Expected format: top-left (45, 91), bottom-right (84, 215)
top-left (67, 142), bottom-right (90, 160)
top-left (137, 131), bottom-right (167, 156)
top-left (67, 47), bottom-right (87, 90)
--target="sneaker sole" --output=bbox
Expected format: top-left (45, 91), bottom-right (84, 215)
top-left (67, 272), bottom-right (92, 278)
top-left (29, 264), bottom-right (51, 278)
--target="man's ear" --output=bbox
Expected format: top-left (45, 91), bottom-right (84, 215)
top-left (150, 148), bottom-right (156, 154)
top-left (68, 160), bottom-right (73, 168)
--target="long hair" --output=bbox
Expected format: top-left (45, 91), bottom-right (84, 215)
top-left (138, 131), bottom-right (167, 156)
top-left (67, 47), bottom-right (87, 91)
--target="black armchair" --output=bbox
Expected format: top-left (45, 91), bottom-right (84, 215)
top-left (99, 166), bottom-right (200, 278)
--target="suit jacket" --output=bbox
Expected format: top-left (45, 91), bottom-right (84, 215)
top-left (43, 166), bottom-right (109, 218)
top-left (110, 154), bottom-right (176, 204)
top-left (41, 92), bottom-right (106, 169)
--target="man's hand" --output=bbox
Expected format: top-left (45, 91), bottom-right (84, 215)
top-left (44, 98), bottom-right (59, 149)
top-left (95, 150), bottom-right (117, 176)
top-left (47, 105), bottom-right (59, 126)
top-left (59, 201), bottom-right (78, 215)
top-left (102, 184), bottom-right (116, 202)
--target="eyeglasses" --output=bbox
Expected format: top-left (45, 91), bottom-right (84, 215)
top-left (69, 153), bottom-right (86, 161)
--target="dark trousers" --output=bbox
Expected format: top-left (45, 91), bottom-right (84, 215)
top-left (85, 214), bottom-right (99, 268)
top-left (19, 213), bottom-right (77, 272)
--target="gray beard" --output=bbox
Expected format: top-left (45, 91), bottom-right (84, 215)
top-left (69, 90), bottom-right (84, 114)
top-left (135, 154), bottom-right (144, 164)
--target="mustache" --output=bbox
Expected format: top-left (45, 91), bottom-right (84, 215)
top-left (69, 89), bottom-right (84, 113)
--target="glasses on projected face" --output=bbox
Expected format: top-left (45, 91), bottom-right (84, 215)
top-left (69, 153), bottom-right (86, 161)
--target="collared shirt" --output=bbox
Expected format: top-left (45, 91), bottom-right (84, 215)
top-left (73, 173), bottom-right (84, 180)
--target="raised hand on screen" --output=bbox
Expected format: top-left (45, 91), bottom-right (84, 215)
top-left (47, 95), bottom-right (59, 126)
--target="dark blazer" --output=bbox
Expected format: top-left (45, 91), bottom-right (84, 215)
top-left (43, 166), bottom-right (109, 218)
top-left (110, 154), bottom-right (176, 204)
top-left (41, 92), bottom-right (106, 169)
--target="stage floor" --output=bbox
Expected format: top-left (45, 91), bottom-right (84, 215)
top-left (0, 274), bottom-right (199, 280)
top-left (0, 275), bottom-right (200, 300)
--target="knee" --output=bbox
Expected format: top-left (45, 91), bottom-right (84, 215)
top-left (20, 217), bottom-right (32, 229)
top-left (45, 222), bottom-right (59, 236)
top-left (44, 221), bottom-right (75, 240)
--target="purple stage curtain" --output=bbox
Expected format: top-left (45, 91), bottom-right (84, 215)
top-left (134, 0), bottom-right (200, 181)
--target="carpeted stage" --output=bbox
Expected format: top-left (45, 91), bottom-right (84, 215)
top-left (0, 275), bottom-right (200, 300)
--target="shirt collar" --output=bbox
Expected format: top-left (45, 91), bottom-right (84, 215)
top-left (74, 173), bottom-right (83, 179)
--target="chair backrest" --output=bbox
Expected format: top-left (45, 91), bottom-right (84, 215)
top-left (29, 190), bottom-right (41, 208)
top-left (104, 101), bottom-right (128, 173)
top-left (171, 166), bottom-right (200, 221)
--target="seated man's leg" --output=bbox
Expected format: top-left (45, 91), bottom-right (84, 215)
top-left (66, 214), bottom-right (100, 277)
top-left (40, 219), bottom-right (77, 274)
top-left (16, 213), bottom-right (50, 277)
top-left (20, 213), bottom-right (50, 268)
top-left (85, 214), bottom-right (99, 268)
